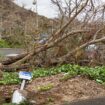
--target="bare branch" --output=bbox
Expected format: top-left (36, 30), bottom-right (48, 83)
top-left (48, 0), bottom-right (89, 43)
top-left (93, 27), bottom-right (104, 40)
top-left (11, 30), bottom-right (88, 66)
top-left (59, 35), bottom-right (105, 63)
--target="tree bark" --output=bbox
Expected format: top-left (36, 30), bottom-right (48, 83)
top-left (11, 30), bottom-right (88, 66)
top-left (1, 53), bottom-right (28, 65)
top-left (1, 63), bottom-right (30, 72)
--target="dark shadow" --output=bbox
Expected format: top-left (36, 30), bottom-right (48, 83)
top-left (5, 97), bottom-right (11, 103)
top-left (62, 97), bottom-right (105, 105)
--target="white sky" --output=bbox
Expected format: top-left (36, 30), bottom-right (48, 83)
top-left (14, 0), bottom-right (105, 19)
top-left (14, 0), bottom-right (58, 18)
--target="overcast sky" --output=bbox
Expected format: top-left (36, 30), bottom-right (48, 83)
top-left (14, 0), bottom-right (105, 19)
top-left (14, 0), bottom-right (58, 18)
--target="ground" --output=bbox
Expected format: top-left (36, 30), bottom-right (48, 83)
top-left (1, 73), bottom-right (105, 105)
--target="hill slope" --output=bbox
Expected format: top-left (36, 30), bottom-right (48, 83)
top-left (0, 0), bottom-right (53, 46)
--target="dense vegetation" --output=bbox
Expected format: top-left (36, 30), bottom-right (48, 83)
top-left (0, 40), bottom-right (10, 48)
top-left (1, 64), bottom-right (105, 85)
top-left (0, 39), bottom-right (23, 48)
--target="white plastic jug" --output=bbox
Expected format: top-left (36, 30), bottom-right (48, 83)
top-left (12, 90), bottom-right (26, 104)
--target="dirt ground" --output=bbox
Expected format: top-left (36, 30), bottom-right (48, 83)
top-left (1, 74), bottom-right (105, 105)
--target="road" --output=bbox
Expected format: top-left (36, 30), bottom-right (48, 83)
top-left (0, 48), bottom-right (24, 56)
top-left (64, 97), bottom-right (105, 105)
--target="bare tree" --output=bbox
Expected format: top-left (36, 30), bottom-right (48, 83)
top-left (2, 0), bottom-right (105, 70)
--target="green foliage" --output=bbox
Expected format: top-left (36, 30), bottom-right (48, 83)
top-left (37, 84), bottom-right (54, 92)
top-left (1, 64), bottom-right (105, 85)
top-left (0, 39), bottom-right (23, 48)
top-left (0, 72), bottom-right (20, 85)
top-left (0, 39), bottom-right (10, 48)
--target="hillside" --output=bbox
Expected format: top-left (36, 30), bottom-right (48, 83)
top-left (0, 0), bottom-right (54, 46)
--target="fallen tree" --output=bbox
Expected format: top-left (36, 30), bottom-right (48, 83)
top-left (1, 63), bottom-right (30, 72)
top-left (6, 0), bottom-right (89, 65)
top-left (1, 0), bottom-right (105, 71)
top-left (1, 53), bottom-right (28, 65)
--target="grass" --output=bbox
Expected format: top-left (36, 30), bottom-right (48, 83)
top-left (0, 72), bottom-right (20, 85)
top-left (59, 72), bottom-right (77, 81)
top-left (37, 84), bottom-right (54, 92)
top-left (1, 64), bottom-right (105, 85)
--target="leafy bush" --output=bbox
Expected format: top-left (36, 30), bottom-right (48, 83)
top-left (0, 39), bottom-right (10, 48)
top-left (1, 64), bottom-right (105, 85)
top-left (0, 39), bottom-right (22, 48)
top-left (0, 72), bottom-right (20, 85)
